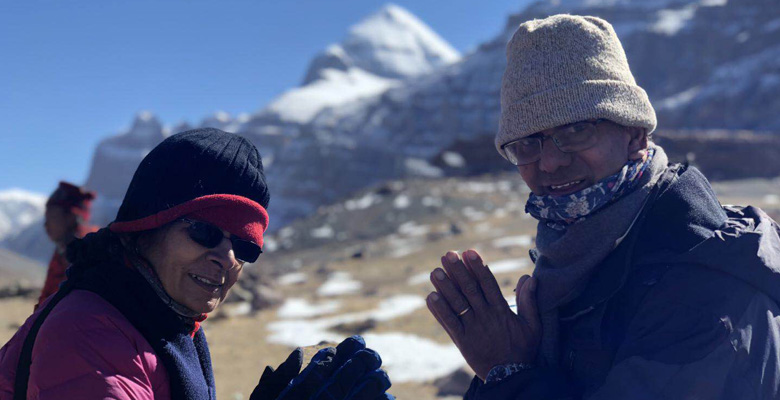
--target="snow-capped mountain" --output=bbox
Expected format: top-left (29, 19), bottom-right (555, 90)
top-left (0, 189), bottom-right (46, 243)
top-left (245, 4), bottom-right (460, 128)
top-left (234, 3), bottom-right (463, 227)
top-left (0, 189), bottom-right (52, 264)
top-left (303, 4), bottom-right (460, 83)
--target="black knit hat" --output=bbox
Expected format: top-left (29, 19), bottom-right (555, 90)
top-left (110, 128), bottom-right (270, 246)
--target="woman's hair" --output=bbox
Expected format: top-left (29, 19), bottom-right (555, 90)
top-left (67, 220), bottom-right (181, 267)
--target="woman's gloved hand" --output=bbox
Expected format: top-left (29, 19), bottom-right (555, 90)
top-left (249, 335), bottom-right (394, 400)
top-left (248, 347), bottom-right (304, 400)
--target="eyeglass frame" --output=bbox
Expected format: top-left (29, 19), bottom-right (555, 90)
top-left (179, 218), bottom-right (263, 264)
top-left (500, 119), bottom-right (609, 166)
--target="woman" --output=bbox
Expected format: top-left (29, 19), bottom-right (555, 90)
top-left (37, 181), bottom-right (98, 310)
top-left (0, 129), bottom-right (392, 399)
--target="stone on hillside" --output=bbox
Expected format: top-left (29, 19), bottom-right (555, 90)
top-left (250, 284), bottom-right (284, 311)
top-left (433, 367), bottom-right (474, 396)
top-left (331, 318), bottom-right (377, 336)
top-left (449, 222), bottom-right (463, 236)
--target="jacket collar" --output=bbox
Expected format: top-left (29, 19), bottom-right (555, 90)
top-left (559, 164), bottom-right (727, 320)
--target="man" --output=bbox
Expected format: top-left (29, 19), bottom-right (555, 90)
top-left (426, 15), bottom-right (780, 399)
top-left (36, 181), bottom-right (97, 309)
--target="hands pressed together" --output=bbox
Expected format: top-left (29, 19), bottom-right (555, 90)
top-left (426, 249), bottom-right (541, 380)
top-left (250, 336), bottom-right (393, 400)
top-left (249, 248), bottom-right (538, 398)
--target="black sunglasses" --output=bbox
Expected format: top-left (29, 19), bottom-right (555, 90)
top-left (180, 218), bottom-right (262, 263)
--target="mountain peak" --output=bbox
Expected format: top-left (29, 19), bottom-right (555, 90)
top-left (127, 111), bottom-right (165, 141)
top-left (374, 3), bottom-right (421, 23)
top-left (302, 3), bottom-right (460, 84)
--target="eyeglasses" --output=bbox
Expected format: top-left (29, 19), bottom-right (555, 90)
top-left (501, 119), bottom-right (607, 166)
top-left (180, 218), bottom-right (262, 264)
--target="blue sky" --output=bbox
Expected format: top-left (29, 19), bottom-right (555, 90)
top-left (0, 0), bottom-right (530, 194)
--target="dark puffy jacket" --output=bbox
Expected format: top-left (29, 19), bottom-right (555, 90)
top-left (465, 165), bottom-right (780, 399)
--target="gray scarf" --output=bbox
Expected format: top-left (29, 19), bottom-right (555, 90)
top-left (532, 145), bottom-right (668, 366)
top-left (128, 254), bottom-right (203, 319)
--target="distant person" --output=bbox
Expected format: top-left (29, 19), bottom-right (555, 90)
top-left (1, 129), bottom-right (392, 399)
top-left (425, 15), bottom-right (780, 399)
top-left (36, 181), bottom-right (98, 310)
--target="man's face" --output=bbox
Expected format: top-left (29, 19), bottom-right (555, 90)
top-left (44, 206), bottom-right (77, 244)
top-left (517, 121), bottom-right (647, 196)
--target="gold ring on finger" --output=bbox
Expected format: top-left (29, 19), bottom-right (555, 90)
top-left (458, 306), bottom-right (471, 316)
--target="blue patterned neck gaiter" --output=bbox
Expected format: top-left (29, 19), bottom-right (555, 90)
top-left (525, 148), bottom-right (656, 231)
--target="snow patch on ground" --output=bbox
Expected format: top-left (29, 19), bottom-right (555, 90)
top-left (489, 259), bottom-right (531, 274)
top-left (442, 151), bottom-right (466, 168)
top-left (408, 272), bottom-right (432, 286)
top-left (270, 295), bottom-right (424, 343)
top-left (277, 272), bottom-right (308, 286)
top-left (421, 196), bottom-right (443, 207)
top-left (474, 222), bottom-right (494, 234)
top-left (462, 207), bottom-right (487, 221)
top-left (268, 294), bottom-right (461, 382)
top-left (317, 272), bottom-right (363, 296)
top-left (387, 235), bottom-right (425, 258)
top-left (493, 208), bottom-right (509, 218)
top-left (393, 195), bottom-right (411, 209)
top-left (263, 238), bottom-right (279, 253)
top-left (405, 158), bottom-right (444, 178)
top-left (505, 296), bottom-right (518, 314)
top-left (397, 221), bottom-right (430, 237)
top-left (492, 235), bottom-right (533, 248)
top-left (362, 332), bottom-right (465, 382)
top-left (459, 181), bottom-right (512, 194)
top-left (652, 5), bottom-right (697, 35)
top-left (657, 86), bottom-right (702, 110)
top-left (345, 193), bottom-right (380, 210)
top-left (311, 224), bottom-right (335, 239)
top-left (277, 298), bottom-right (342, 319)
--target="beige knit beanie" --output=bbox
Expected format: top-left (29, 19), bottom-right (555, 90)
top-left (496, 14), bottom-right (657, 159)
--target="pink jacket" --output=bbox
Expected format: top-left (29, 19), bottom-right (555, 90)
top-left (0, 290), bottom-right (171, 399)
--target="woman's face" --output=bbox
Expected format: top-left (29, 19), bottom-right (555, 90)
top-left (44, 205), bottom-right (77, 244)
top-left (140, 220), bottom-right (244, 314)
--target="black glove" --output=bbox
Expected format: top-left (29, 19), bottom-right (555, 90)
top-left (312, 349), bottom-right (391, 400)
top-left (276, 336), bottom-right (368, 399)
top-left (249, 347), bottom-right (304, 400)
top-left (250, 336), bottom-right (372, 400)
